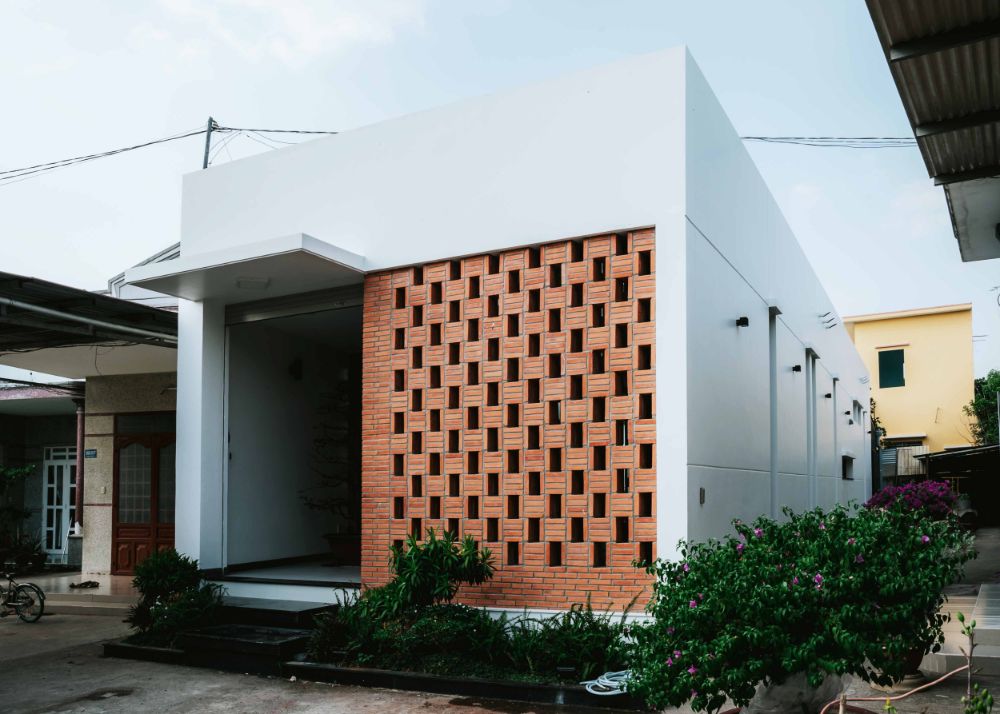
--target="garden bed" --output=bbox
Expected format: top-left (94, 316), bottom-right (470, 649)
top-left (287, 661), bottom-right (648, 710)
top-left (103, 639), bottom-right (647, 711)
top-left (103, 639), bottom-right (187, 666)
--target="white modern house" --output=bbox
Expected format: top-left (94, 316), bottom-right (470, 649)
top-left (127, 47), bottom-right (871, 608)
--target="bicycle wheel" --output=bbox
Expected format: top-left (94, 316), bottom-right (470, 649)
top-left (12, 584), bottom-right (44, 622)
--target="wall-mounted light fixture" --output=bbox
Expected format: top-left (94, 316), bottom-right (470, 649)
top-left (792, 364), bottom-right (802, 372)
top-left (735, 316), bottom-right (750, 328)
top-left (844, 410), bottom-right (851, 416)
top-left (824, 393), bottom-right (832, 399)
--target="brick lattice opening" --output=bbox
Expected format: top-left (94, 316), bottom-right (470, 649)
top-left (362, 228), bottom-right (656, 609)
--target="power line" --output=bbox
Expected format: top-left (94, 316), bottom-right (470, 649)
top-left (0, 127), bottom-right (208, 184)
top-left (0, 123), bottom-right (919, 189)
top-left (0, 123), bottom-right (338, 187)
top-left (741, 136), bottom-right (917, 148)
top-left (216, 126), bottom-right (339, 135)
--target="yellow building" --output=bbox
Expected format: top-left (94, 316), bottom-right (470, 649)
top-left (843, 304), bottom-right (974, 455)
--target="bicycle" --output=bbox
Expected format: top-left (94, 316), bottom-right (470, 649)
top-left (1, 571), bottom-right (45, 622)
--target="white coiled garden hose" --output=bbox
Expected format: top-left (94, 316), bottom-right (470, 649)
top-left (580, 669), bottom-right (631, 695)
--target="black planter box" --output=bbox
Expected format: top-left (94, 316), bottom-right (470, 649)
top-left (283, 661), bottom-right (650, 711)
top-left (103, 640), bottom-right (187, 666)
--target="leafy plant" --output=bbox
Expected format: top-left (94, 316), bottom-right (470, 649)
top-left (866, 480), bottom-right (956, 519)
top-left (0, 464), bottom-right (36, 567)
top-left (507, 597), bottom-right (633, 681)
top-left (307, 533), bottom-right (627, 683)
top-left (126, 548), bottom-right (222, 646)
top-left (964, 369), bottom-right (1000, 446)
top-left (627, 504), bottom-right (974, 713)
top-left (300, 376), bottom-right (362, 535)
top-left (958, 612), bottom-right (995, 714)
top-left (383, 529), bottom-right (494, 615)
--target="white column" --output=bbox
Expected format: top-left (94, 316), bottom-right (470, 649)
top-left (175, 298), bottom-right (227, 569)
top-left (656, 217), bottom-right (688, 559)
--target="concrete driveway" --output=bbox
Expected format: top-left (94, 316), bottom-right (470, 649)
top-left (0, 614), bottom-right (574, 714)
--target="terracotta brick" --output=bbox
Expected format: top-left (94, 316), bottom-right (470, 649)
top-left (361, 229), bottom-right (657, 609)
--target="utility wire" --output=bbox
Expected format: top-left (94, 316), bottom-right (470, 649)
top-left (0, 124), bottom-right (917, 188)
top-left (0, 124), bottom-right (337, 187)
top-left (741, 136), bottom-right (916, 148)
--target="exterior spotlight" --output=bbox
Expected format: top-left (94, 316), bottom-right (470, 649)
top-left (735, 316), bottom-right (750, 327)
top-left (792, 364), bottom-right (802, 372)
top-left (824, 393), bottom-right (832, 398)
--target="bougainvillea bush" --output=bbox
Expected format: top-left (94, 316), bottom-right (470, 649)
top-left (866, 480), bottom-right (956, 519)
top-left (627, 504), bottom-right (974, 713)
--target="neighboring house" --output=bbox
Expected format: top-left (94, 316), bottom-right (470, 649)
top-left (0, 381), bottom-right (81, 565)
top-left (126, 48), bottom-right (872, 611)
top-left (0, 255), bottom-right (178, 575)
top-left (843, 304), bottom-right (974, 478)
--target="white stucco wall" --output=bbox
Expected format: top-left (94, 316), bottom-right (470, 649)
top-left (682, 52), bottom-right (871, 543)
top-left (168, 47), bottom-right (868, 568)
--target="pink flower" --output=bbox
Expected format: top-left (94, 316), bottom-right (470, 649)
top-left (792, 576), bottom-right (799, 585)
top-left (682, 563), bottom-right (690, 573)
top-left (687, 665), bottom-right (698, 675)
top-left (689, 600), bottom-right (697, 608)
top-left (813, 573), bottom-right (823, 589)
top-left (855, 554), bottom-right (864, 564)
top-left (753, 527), bottom-right (764, 538)
top-left (847, 538), bottom-right (856, 546)
top-left (674, 650), bottom-right (682, 658)
top-left (666, 657), bottom-right (673, 667)
top-left (921, 535), bottom-right (931, 544)
top-left (819, 522), bottom-right (826, 530)
top-left (737, 543), bottom-right (745, 554)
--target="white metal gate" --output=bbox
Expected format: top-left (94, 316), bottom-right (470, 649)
top-left (42, 446), bottom-right (77, 563)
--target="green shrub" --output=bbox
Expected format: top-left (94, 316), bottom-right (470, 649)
top-left (508, 598), bottom-right (633, 681)
top-left (126, 548), bottom-right (222, 647)
top-left (628, 504), bottom-right (974, 713)
top-left (387, 529), bottom-right (494, 613)
top-left (307, 532), bottom-right (627, 683)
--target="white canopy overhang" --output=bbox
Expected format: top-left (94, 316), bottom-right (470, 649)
top-left (125, 233), bottom-right (367, 304)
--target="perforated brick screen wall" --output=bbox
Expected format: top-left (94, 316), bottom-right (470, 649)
top-left (361, 228), bottom-right (656, 610)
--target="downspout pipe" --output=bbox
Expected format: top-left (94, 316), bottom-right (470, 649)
top-left (0, 296), bottom-right (177, 345)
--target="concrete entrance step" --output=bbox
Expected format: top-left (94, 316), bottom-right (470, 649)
top-left (972, 583), bottom-right (1000, 645)
top-left (219, 596), bottom-right (336, 629)
top-left (177, 624), bottom-right (312, 676)
top-left (921, 643), bottom-right (1000, 677)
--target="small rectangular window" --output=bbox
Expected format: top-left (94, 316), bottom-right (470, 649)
top-left (842, 455), bottom-right (855, 481)
top-left (878, 349), bottom-right (905, 388)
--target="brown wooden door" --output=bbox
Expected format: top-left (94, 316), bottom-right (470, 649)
top-left (112, 434), bottom-right (176, 575)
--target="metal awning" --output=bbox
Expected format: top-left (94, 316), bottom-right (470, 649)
top-left (866, 1), bottom-right (1000, 261)
top-left (125, 233), bottom-right (367, 304)
top-left (0, 272), bottom-right (177, 379)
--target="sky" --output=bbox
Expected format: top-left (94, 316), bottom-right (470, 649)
top-left (2, 0), bottom-right (998, 376)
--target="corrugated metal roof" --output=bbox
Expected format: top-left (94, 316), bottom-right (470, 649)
top-left (866, 0), bottom-right (1000, 260)
top-left (0, 272), bottom-right (177, 352)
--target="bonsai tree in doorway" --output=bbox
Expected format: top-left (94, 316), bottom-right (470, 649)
top-left (300, 362), bottom-right (362, 564)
